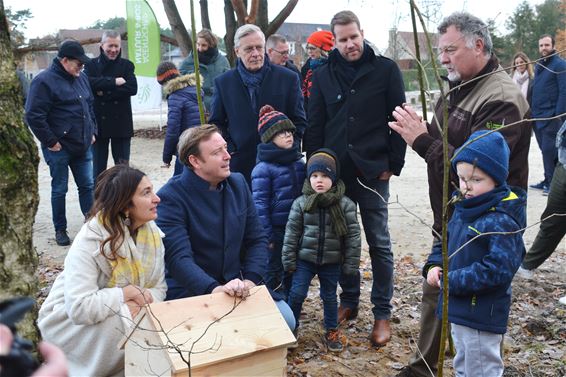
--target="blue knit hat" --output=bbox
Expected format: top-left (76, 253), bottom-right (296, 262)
top-left (307, 148), bottom-right (339, 184)
top-left (452, 130), bottom-right (510, 186)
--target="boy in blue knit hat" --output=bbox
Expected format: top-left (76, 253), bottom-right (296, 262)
top-left (251, 105), bottom-right (306, 299)
top-left (425, 130), bottom-right (527, 376)
top-left (282, 149), bottom-right (361, 352)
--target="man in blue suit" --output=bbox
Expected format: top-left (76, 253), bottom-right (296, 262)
top-left (209, 24), bottom-right (307, 184)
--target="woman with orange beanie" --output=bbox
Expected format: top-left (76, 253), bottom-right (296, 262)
top-left (301, 30), bottom-right (334, 113)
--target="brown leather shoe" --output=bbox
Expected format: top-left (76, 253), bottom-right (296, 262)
top-left (370, 319), bottom-right (391, 347)
top-left (337, 305), bottom-right (358, 324)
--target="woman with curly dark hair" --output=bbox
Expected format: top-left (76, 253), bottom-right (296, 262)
top-left (38, 164), bottom-right (166, 377)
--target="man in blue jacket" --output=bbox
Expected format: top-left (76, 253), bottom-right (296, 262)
top-left (530, 34), bottom-right (566, 194)
top-left (156, 124), bottom-right (295, 329)
top-left (209, 24), bottom-right (307, 184)
top-left (25, 40), bottom-right (97, 246)
top-left (84, 30), bottom-right (137, 180)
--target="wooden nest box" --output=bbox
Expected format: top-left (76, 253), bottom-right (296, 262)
top-left (123, 286), bottom-right (295, 376)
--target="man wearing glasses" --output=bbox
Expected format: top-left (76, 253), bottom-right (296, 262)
top-left (209, 24), bottom-right (306, 184)
top-left (266, 34), bottom-right (300, 77)
top-left (26, 40), bottom-right (97, 246)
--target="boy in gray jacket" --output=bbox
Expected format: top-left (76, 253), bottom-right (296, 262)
top-left (282, 149), bottom-right (361, 352)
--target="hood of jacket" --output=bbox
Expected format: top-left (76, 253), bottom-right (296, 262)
top-left (163, 73), bottom-right (200, 95)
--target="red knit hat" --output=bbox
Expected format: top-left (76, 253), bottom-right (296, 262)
top-left (307, 30), bottom-right (334, 52)
top-left (257, 105), bottom-right (296, 144)
top-left (156, 61), bottom-right (180, 85)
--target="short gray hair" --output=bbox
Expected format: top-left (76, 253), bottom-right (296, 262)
top-left (438, 12), bottom-right (492, 56)
top-left (234, 24), bottom-right (265, 48)
top-left (266, 34), bottom-right (287, 50)
top-left (101, 30), bottom-right (121, 43)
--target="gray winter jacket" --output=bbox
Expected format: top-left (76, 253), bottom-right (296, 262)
top-left (282, 194), bottom-right (361, 275)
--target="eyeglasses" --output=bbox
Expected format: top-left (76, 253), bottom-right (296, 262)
top-left (273, 49), bottom-right (290, 56)
top-left (275, 130), bottom-right (294, 137)
top-left (70, 58), bottom-right (84, 68)
top-left (306, 45), bottom-right (318, 51)
top-left (242, 45), bottom-right (265, 54)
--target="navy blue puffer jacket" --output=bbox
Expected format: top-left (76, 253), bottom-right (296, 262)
top-left (162, 74), bottom-right (202, 164)
top-left (251, 153), bottom-right (306, 242)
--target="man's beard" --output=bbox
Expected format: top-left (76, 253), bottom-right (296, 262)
top-left (444, 65), bottom-right (461, 82)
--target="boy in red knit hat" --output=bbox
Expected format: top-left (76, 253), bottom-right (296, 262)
top-left (251, 105), bottom-right (306, 300)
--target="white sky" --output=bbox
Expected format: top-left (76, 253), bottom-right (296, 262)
top-left (5, 0), bottom-right (545, 51)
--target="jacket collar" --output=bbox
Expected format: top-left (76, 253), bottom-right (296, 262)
top-left (181, 167), bottom-right (227, 191)
top-left (51, 57), bottom-right (77, 81)
top-left (447, 54), bottom-right (499, 104)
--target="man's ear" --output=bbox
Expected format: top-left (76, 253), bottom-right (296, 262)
top-left (188, 154), bottom-right (199, 169)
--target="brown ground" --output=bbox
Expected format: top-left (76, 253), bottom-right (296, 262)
top-left (35, 114), bottom-right (565, 376)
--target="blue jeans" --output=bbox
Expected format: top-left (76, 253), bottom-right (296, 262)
top-left (288, 260), bottom-right (341, 330)
top-left (265, 227), bottom-right (293, 299)
top-left (534, 120), bottom-right (561, 185)
top-left (42, 146), bottom-right (94, 231)
top-left (340, 176), bottom-right (393, 320)
top-left (92, 137), bottom-right (131, 180)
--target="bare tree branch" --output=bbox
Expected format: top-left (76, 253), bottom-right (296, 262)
top-left (230, 0), bottom-right (247, 26)
top-left (265, 0), bottom-right (298, 37)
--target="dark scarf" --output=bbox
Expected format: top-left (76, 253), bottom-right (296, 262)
top-left (256, 142), bottom-right (302, 165)
top-left (302, 179), bottom-right (348, 237)
top-left (198, 47), bottom-right (218, 65)
top-left (454, 184), bottom-right (510, 222)
top-left (237, 57), bottom-right (269, 113)
top-left (333, 42), bottom-right (373, 92)
top-left (309, 57), bottom-right (327, 70)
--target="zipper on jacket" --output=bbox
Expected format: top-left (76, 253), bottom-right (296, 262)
top-left (317, 209), bottom-right (326, 265)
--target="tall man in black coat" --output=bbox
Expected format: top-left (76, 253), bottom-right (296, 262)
top-left (305, 10), bottom-right (406, 347)
top-left (84, 30), bottom-right (137, 180)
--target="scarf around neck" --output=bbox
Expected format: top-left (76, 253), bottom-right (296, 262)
top-left (256, 142), bottom-right (302, 164)
top-left (512, 70), bottom-right (529, 99)
top-left (198, 47), bottom-right (218, 65)
top-left (302, 179), bottom-right (348, 236)
top-left (454, 184), bottom-right (511, 222)
top-left (237, 57), bottom-right (269, 112)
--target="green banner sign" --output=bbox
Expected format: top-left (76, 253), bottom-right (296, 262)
top-left (126, 0), bottom-right (160, 77)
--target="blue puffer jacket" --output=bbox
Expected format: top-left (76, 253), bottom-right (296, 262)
top-left (426, 186), bottom-right (527, 334)
top-left (531, 52), bottom-right (566, 124)
top-left (25, 58), bottom-right (97, 155)
top-left (251, 144), bottom-right (306, 241)
top-left (162, 74), bottom-right (202, 164)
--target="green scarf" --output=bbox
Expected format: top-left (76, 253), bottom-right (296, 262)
top-left (302, 179), bottom-right (348, 237)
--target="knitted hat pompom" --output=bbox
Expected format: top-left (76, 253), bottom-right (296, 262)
top-left (257, 104), bottom-right (296, 144)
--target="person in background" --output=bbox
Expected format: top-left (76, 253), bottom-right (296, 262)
top-left (84, 30), bottom-right (137, 181)
top-left (209, 24), bottom-right (306, 184)
top-left (517, 120), bottom-right (566, 282)
top-left (156, 61), bottom-right (202, 176)
top-left (38, 165), bottom-right (166, 377)
top-left (426, 130), bottom-right (526, 377)
top-left (301, 30), bottom-right (334, 113)
top-left (283, 149), bottom-right (361, 353)
top-left (179, 29), bottom-right (230, 112)
top-left (251, 105), bottom-right (306, 299)
top-left (25, 40), bottom-right (97, 246)
top-left (510, 51), bottom-right (533, 104)
top-left (266, 33), bottom-right (300, 77)
top-left (530, 34), bottom-right (566, 195)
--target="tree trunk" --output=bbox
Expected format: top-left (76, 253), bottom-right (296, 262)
top-left (265, 0), bottom-right (298, 37)
top-left (0, 0), bottom-right (40, 342)
top-left (200, 0), bottom-right (211, 30)
top-left (162, 0), bottom-right (193, 57)
top-left (224, 0), bottom-right (237, 66)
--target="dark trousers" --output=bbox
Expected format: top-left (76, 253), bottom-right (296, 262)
top-left (522, 163), bottom-right (566, 270)
top-left (92, 137), bottom-right (131, 180)
top-left (533, 120), bottom-right (561, 185)
top-left (288, 260), bottom-right (341, 330)
top-left (265, 227), bottom-right (293, 299)
top-left (42, 146), bottom-right (94, 231)
top-left (406, 280), bottom-right (444, 377)
top-left (339, 176), bottom-right (393, 320)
